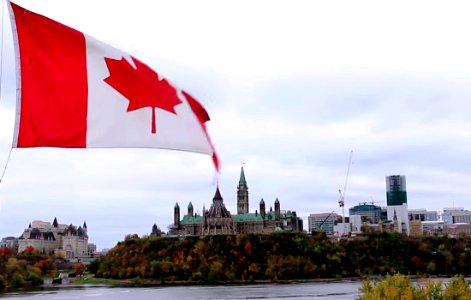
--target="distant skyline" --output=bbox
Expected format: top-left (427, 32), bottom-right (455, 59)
top-left (2, 0), bottom-right (471, 250)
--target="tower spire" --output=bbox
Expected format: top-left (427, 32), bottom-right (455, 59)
top-left (213, 186), bottom-right (223, 201)
top-left (239, 166), bottom-right (246, 185)
top-left (237, 165), bottom-right (249, 214)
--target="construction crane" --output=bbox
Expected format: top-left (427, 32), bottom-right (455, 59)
top-left (338, 150), bottom-right (353, 235)
top-left (318, 211), bottom-right (336, 229)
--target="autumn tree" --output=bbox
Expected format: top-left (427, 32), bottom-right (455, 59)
top-left (74, 262), bottom-right (86, 277)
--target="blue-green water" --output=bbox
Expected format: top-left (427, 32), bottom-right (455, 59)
top-left (0, 281), bottom-right (363, 299)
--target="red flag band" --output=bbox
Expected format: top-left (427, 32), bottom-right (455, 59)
top-left (8, 1), bottom-right (219, 171)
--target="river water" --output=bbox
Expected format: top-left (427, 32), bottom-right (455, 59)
top-left (0, 281), bottom-right (363, 299)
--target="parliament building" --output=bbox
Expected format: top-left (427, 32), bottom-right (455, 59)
top-left (167, 167), bottom-right (303, 237)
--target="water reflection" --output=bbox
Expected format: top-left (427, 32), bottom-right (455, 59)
top-left (0, 281), bottom-right (363, 300)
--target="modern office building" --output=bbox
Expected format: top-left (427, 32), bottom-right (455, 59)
top-left (349, 203), bottom-right (382, 224)
top-left (442, 208), bottom-right (471, 224)
top-left (308, 212), bottom-right (340, 235)
top-left (408, 209), bottom-right (438, 222)
top-left (386, 175), bottom-right (409, 235)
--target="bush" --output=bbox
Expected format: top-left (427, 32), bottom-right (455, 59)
top-left (358, 274), bottom-right (415, 300)
top-left (26, 271), bottom-right (43, 287)
top-left (10, 272), bottom-right (25, 288)
top-left (87, 259), bottom-right (100, 275)
top-left (0, 275), bottom-right (6, 291)
top-left (358, 274), bottom-right (471, 300)
top-left (443, 276), bottom-right (471, 299)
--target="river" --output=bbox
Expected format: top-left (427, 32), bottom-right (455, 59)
top-left (0, 281), bottom-right (363, 299)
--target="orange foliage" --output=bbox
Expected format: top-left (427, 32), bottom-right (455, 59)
top-left (158, 249), bottom-right (166, 257)
top-left (244, 241), bottom-right (252, 255)
top-left (74, 262), bottom-right (86, 276)
top-left (0, 248), bottom-right (11, 257)
top-left (22, 246), bottom-right (38, 255)
top-left (174, 250), bottom-right (185, 266)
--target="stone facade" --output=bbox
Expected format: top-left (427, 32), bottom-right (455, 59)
top-left (0, 236), bottom-right (19, 250)
top-left (168, 167), bottom-right (303, 237)
top-left (18, 218), bottom-right (93, 260)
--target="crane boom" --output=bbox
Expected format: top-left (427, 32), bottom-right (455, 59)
top-left (338, 150), bottom-right (353, 236)
top-left (338, 150), bottom-right (353, 208)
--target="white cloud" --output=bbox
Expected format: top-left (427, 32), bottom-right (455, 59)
top-left (2, 0), bottom-right (471, 249)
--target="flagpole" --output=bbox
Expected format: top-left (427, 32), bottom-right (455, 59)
top-left (0, 0), bottom-right (5, 101)
top-left (5, 0), bottom-right (21, 148)
top-left (0, 0), bottom-right (15, 185)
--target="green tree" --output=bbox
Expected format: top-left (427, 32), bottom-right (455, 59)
top-left (87, 259), bottom-right (100, 275)
top-left (10, 272), bottom-right (25, 288)
top-left (26, 271), bottom-right (43, 287)
top-left (207, 261), bottom-right (224, 282)
top-left (0, 275), bottom-right (6, 291)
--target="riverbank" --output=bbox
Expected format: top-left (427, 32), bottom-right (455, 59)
top-left (68, 275), bottom-right (366, 288)
top-left (0, 276), bottom-right (364, 296)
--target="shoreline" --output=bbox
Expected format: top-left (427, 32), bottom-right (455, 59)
top-left (4, 274), bottom-right (458, 295)
top-left (69, 276), bottom-right (366, 288)
top-left (2, 277), bottom-right (364, 295)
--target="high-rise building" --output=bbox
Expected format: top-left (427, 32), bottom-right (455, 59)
top-left (386, 175), bottom-right (407, 206)
top-left (386, 175), bottom-right (409, 235)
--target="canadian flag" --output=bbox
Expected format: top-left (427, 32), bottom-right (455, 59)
top-left (8, 2), bottom-right (219, 170)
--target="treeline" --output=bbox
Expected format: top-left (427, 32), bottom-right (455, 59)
top-left (93, 231), bottom-right (471, 282)
top-left (0, 246), bottom-right (75, 291)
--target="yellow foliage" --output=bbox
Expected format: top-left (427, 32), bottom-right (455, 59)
top-left (443, 276), bottom-right (471, 299)
top-left (359, 274), bottom-right (471, 300)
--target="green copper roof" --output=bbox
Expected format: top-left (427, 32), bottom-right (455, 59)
top-left (265, 211), bottom-right (276, 220)
top-left (181, 214), bottom-right (203, 225)
top-left (233, 213), bottom-right (263, 222)
top-left (239, 166), bottom-right (246, 184)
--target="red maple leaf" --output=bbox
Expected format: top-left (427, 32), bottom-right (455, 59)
top-left (103, 56), bottom-right (182, 134)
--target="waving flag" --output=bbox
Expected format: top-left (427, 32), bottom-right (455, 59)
top-left (7, 1), bottom-right (219, 170)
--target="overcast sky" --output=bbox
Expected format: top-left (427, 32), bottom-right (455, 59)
top-left (1, 0), bottom-right (471, 250)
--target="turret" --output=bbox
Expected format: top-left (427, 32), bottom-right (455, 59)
top-left (174, 202), bottom-right (180, 228)
top-left (52, 217), bottom-right (58, 228)
top-left (260, 198), bottom-right (266, 219)
top-left (274, 198), bottom-right (280, 220)
top-left (188, 202), bottom-right (194, 217)
top-left (151, 223), bottom-right (161, 237)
